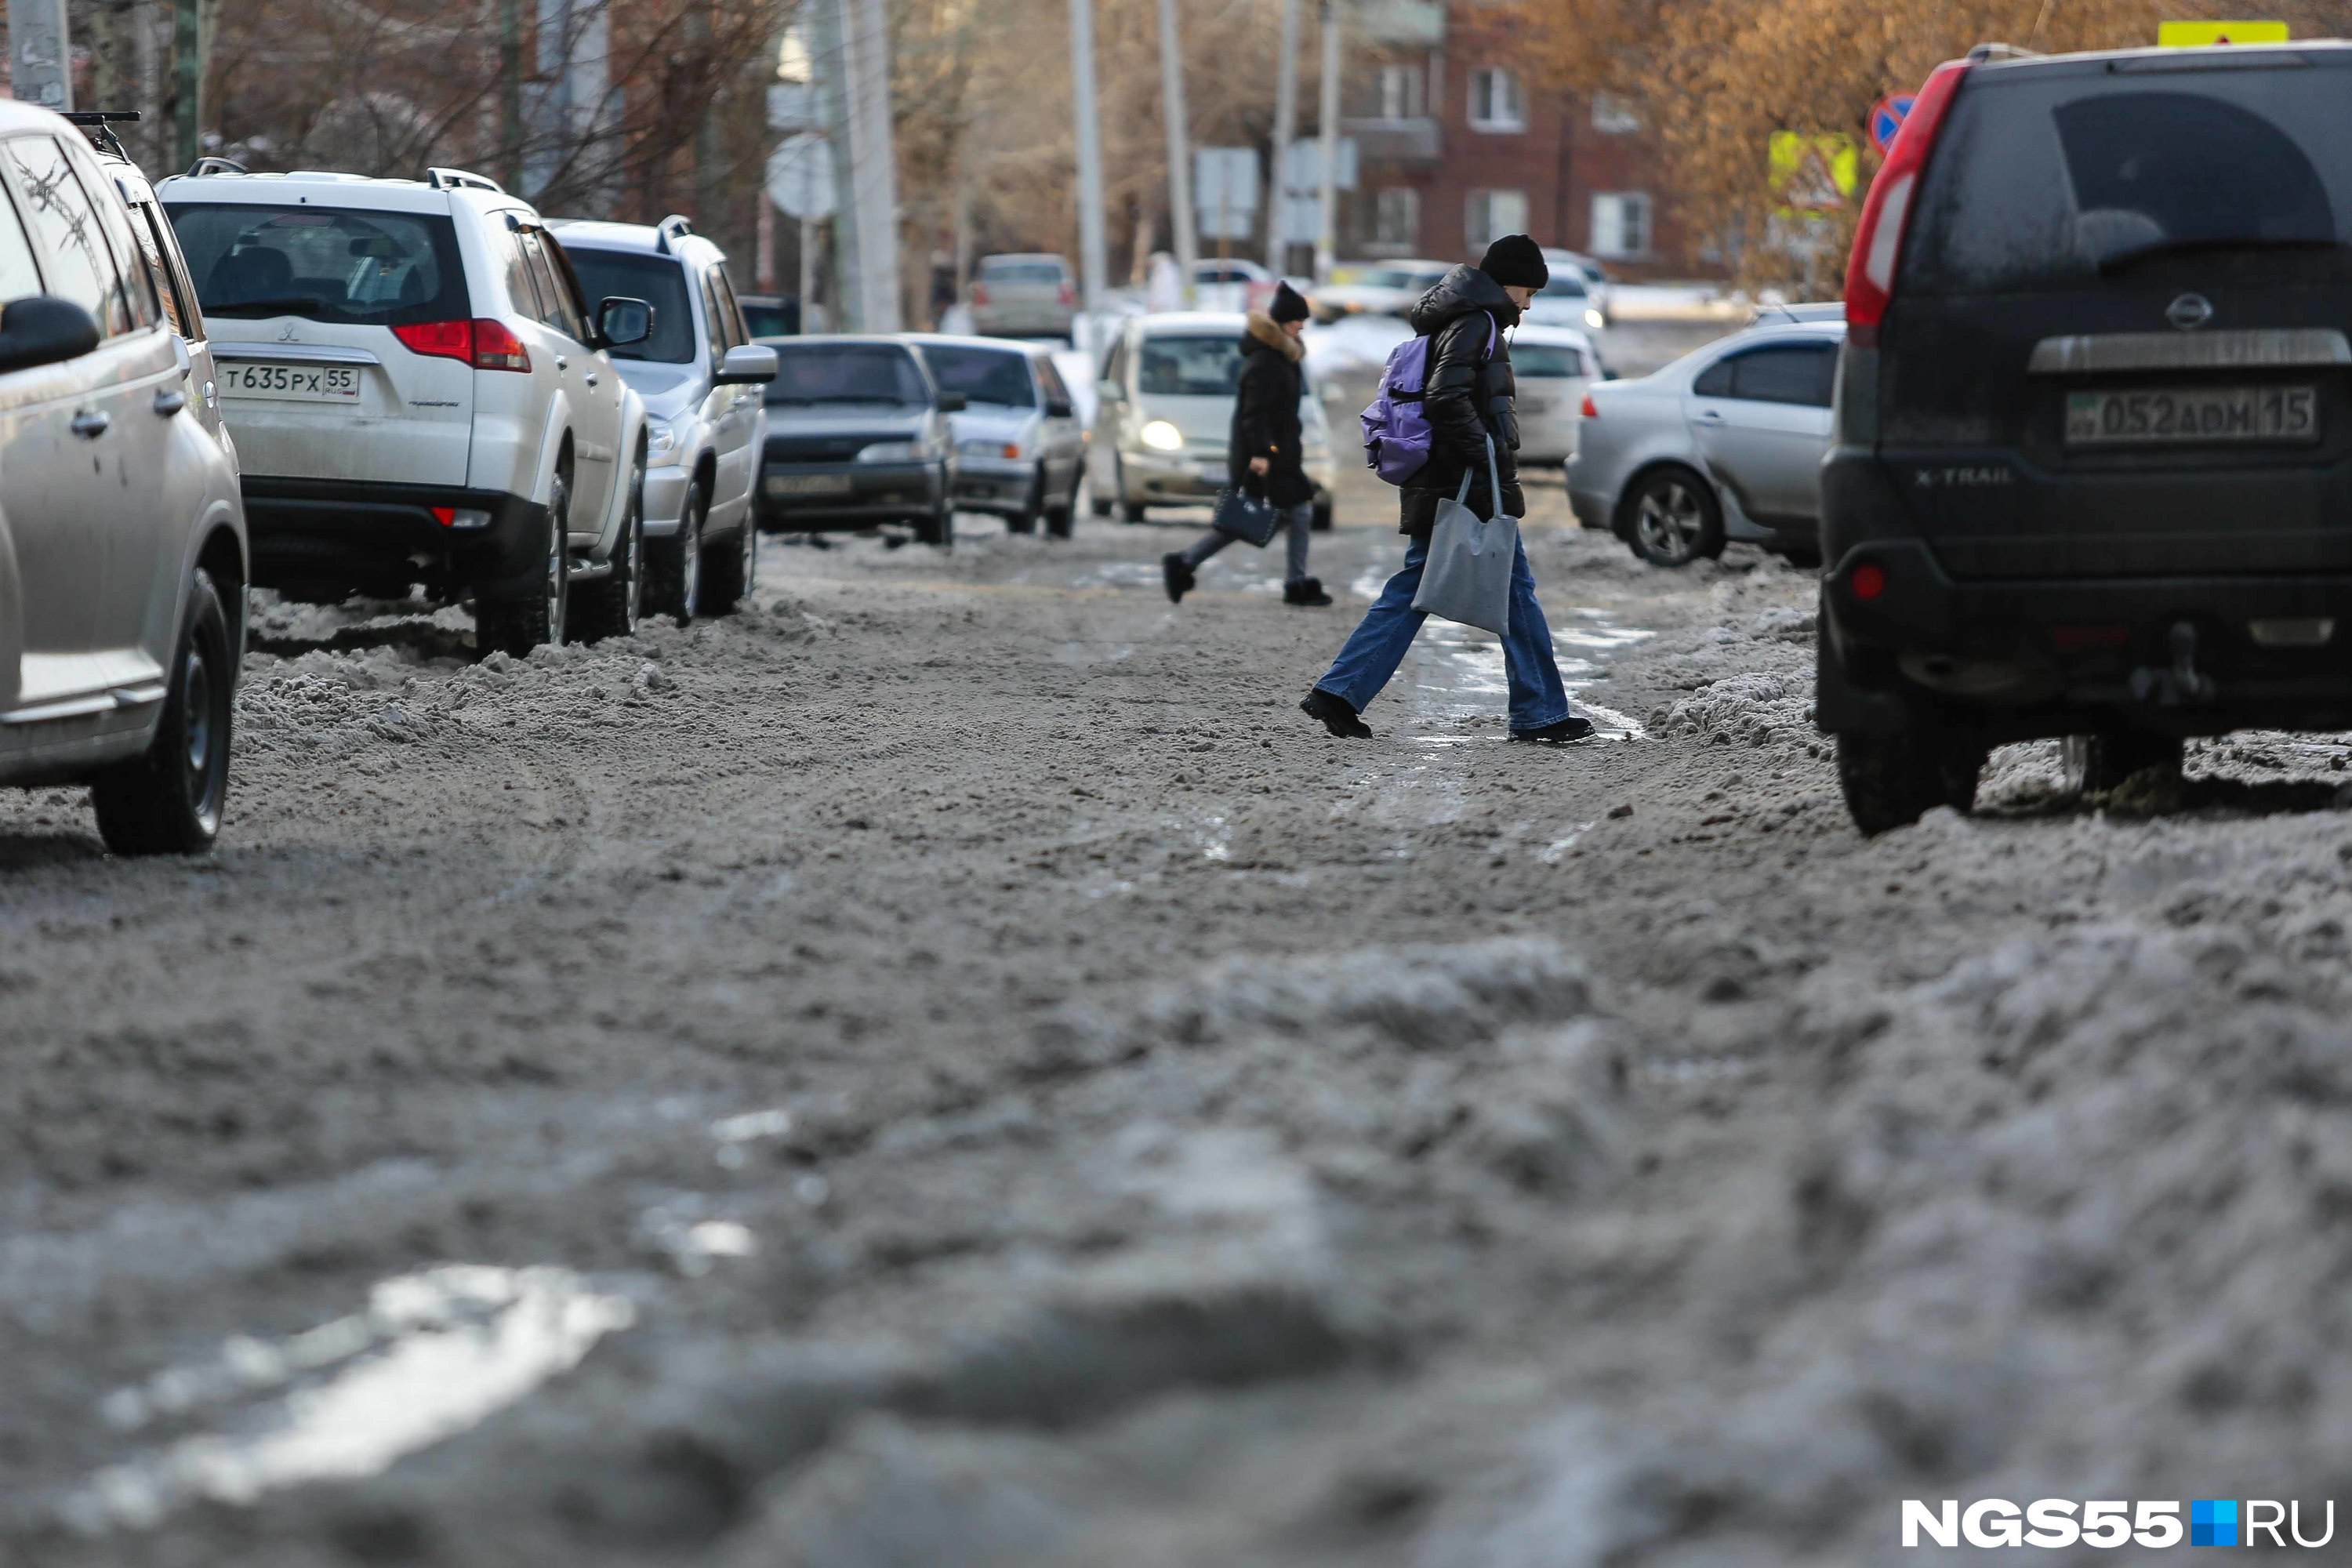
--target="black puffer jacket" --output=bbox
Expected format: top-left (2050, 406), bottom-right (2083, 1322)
top-left (1229, 311), bottom-right (1314, 508)
top-left (1399, 265), bottom-right (1523, 537)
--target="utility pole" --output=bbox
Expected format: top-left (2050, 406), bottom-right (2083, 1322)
top-left (842, 0), bottom-right (902, 331)
top-left (1265, 0), bottom-right (1300, 274)
top-left (1156, 0), bottom-right (1197, 303)
top-left (1314, 0), bottom-right (1342, 285)
top-left (173, 0), bottom-right (204, 169)
top-left (812, 0), bottom-right (860, 328)
top-left (1068, 0), bottom-right (1109, 327)
top-left (9, 0), bottom-right (71, 111)
top-left (499, 0), bottom-right (524, 191)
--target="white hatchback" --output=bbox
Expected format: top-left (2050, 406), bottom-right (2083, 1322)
top-left (157, 165), bottom-right (652, 653)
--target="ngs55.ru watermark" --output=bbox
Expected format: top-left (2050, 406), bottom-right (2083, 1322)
top-left (1903, 1499), bottom-right (2336, 1548)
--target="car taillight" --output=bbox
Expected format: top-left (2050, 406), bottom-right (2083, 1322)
top-left (1849, 561), bottom-right (1887, 601)
top-left (971, 282), bottom-right (990, 306)
top-left (470, 318), bottom-right (531, 372)
top-left (390, 318), bottom-right (532, 372)
top-left (1844, 58), bottom-right (1971, 347)
top-left (1058, 281), bottom-right (1076, 306)
top-left (1579, 393), bottom-right (1599, 419)
top-left (392, 319), bottom-right (473, 363)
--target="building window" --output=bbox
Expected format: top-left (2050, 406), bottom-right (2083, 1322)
top-left (1592, 94), bottom-right (1640, 134)
top-left (1466, 188), bottom-right (1529, 252)
top-left (1375, 187), bottom-right (1421, 249)
top-left (1377, 63), bottom-right (1425, 121)
top-left (1467, 67), bottom-right (1524, 132)
top-left (1592, 191), bottom-right (1653, 258)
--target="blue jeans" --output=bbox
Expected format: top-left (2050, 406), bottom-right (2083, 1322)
top-left (1315, 535), bottom-right (1571, 731)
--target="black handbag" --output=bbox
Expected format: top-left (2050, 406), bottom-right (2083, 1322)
top-left (1210, 486), bottom-right (1279, 546)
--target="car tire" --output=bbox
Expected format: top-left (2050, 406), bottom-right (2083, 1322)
top-left (646, 475), bottom-right (706, 626)
top-left (1007, 472), bottom-right (1043, 535)
top-left (1836, 714), bottom-right (1984, 836)
top-left (91, 567), bottom-right (235, 856)
top-left (476, 470), bottom-right (570, 657)
top-left (701, 515), bottom-right (755, 615)
top-left (1624, 467), bottom-right (1725, 568)
top-left (1045, 474), bottom-right (1076, 539)
top-left (1312, 501), bottom-right (1333, 532)
top-left (571, 463), bottom-right (644, 643)
top-left (1088, 477), bottom-right (1113, 518)
top-left (1119, 497), bottom-right (1147, 524)
top-left (2063, 731), bottom-right (2183, 795)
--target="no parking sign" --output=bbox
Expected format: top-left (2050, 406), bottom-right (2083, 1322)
top-left (1867, 95), bottom-right (1916, 157)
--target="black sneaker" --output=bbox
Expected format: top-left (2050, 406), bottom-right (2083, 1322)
top-left (1162, 554), bottom-right (1196, 604)
top-left (1283, 576), bottom-right (1333, 607)
top-left (1509, 716), bottom-right (1595, 745)
top-left (1301, 688), bottom-right (1373, 738)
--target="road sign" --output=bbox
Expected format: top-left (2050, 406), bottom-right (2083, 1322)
top-left (1280, 138), bottom-right (1358, 195)
top-left (1867, 95), bottom-right (1916, 157)
top-left (1196, 147), bottom-right (1259, 241)
top-left (2158, 19), bottom-right (2288, 45)
top-left (765, 133), bottom-right (836, 221)
top-left (1769, 132), bottom-right (1859, 213)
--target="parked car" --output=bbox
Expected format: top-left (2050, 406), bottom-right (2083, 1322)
top-left (1544, 248), bottom-right (1614, 323)
top-left (1508, 324), bottom-right (1602, 468)
top-left (1308, 260), bottom-right (1451, 323)
top-left (1523, 265), bottom-right (1607, 334)
top-left (0, 105), bottom-right (248, 853)
top-left (549, 215), bottom-right (776, 622)
top-left (905, 334), bottom-right (1084, 537)
top-left (1086, 310), bottom-right (1336, 528)
top-left (1570, 316), bottom-right (1845, 568)
top-left (158, 165), bottom-right (651, 655)
top-left (1820, 41), bottom-right (2352, 832)
top-left (736, 292), bottom-right (798, 338)
top-left (967, 252), bottom-right (1076, 339)
top-left (756, 336), bottom-right (963, 546)
top-left (1189, 257), bottom-right (1273, 313)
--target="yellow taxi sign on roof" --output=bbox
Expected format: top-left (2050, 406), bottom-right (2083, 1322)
top-left (2158, 20), bottom-right (2288, 45)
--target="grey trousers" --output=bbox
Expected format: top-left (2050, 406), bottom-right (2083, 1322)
top-left (1181, 500), bottom-right (1314, 584)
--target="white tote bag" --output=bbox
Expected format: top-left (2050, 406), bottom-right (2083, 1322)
top-left (1410, 435), bottom-right (1517, 635)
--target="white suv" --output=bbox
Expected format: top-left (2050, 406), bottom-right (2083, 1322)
top-left (156, 165), bottom-right (652, 654)
top-left (546, 215), bottom-right (775, 622)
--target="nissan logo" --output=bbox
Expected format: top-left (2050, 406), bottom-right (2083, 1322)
top-left (2167, 293), bottom-right (2214, 332)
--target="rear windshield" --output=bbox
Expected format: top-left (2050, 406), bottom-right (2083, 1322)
top-left (921, 344), bottom-right (1035, 408)
top-left (1513, 343), bottom-right (1588, 378)
top-left (765, 343), bottom-right (929, 406)
top-left (978, 259), bottom-right (1064, 284)
top-left (1538, 272), bottom-right (1588, 299)
top-left (739, 296), bottom-right (796, 336)
top-left (165, 203), bottom-right (466, 324)
top-left (564, 248), bottom-right (696, 364)
top-left (1907, 58), bottom-right (2352, 292)
top-left (1138, 335), bottom-right (1242, 396)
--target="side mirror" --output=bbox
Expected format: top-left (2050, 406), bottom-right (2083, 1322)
top-left (937, 390), bottom-right (968, 413)
top-left (717, 343), bottom-right (778, 384)
top-left (1096, 379), bottom-right (1124, 403)
top-left (1044, 397), bottom-right (1074, 419)
top-left (0, 296), bottom-right (100, 375)
top-left (596, 295), bottom-right (652, 349)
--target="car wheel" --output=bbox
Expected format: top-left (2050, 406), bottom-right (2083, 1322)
top-left (1088, 477), bottom-right (1112, 518)
top-left (700, 513), bottom-right (756, 615)
top-left (2063, 731), bottom-right (2183, 795)
top-left (91, 567), bottom-right (234, 855)
top-left (476, 470), bottom-right (570, 656)
top-left (1836, 714), bottom-right (1982, 836)
top-left (1625, 467), bottom-right (1724, 567)
top-left (1118, 498), bottom-right (1147, 524)
top-left (646, 475), bottom-right (706, 625)
top-left (1007, 472), bottom-right (1043, 535)
top-left (1045, 472), bottom-right (1076, 539)
top-left (1312, 501), bottom-right (1333, 532)
top-left (572, 462), bottom-right (644, 643)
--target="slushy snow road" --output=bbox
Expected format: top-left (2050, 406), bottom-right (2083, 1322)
top-left (5, 432), bottom-right (2352, 1565)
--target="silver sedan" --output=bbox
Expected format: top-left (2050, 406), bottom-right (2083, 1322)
top-left (1567, 317), bottom-right (1844, 567)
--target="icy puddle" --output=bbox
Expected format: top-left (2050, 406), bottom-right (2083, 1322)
top-left (64, 1265), bottom-right (634, 1533)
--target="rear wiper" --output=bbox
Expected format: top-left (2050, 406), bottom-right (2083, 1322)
top-left (2098, 236), bottom-right (2345, 274)
top-left (203, 296), bottom-right (333, 316)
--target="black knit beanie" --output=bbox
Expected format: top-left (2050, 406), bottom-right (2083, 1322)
top-left (1269, 280), bottom-right (1311, 323)
top-left (1479, 234), bottom-right (1549, 289)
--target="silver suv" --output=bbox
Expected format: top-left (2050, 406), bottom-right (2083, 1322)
top-left (0, 105), bottom-right (248, 853)
top-left (548, 216), bottom-right (776, 621)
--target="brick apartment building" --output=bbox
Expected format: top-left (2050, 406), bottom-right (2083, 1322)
top-left (1327, 0), bottom-right (1699, 276)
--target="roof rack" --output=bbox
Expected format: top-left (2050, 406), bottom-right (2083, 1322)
top-left (1967, 42), bottom-right (2044, 62)
top-left (63, 110), bottom-right (140, 160)
top-left (654, 214), bottom-right (694, 253)
top-left (425, 166), bottom-right (506, 194)
top-left (185, 156), bottom-right (248, 178)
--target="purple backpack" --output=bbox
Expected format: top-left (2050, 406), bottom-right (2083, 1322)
top-left (1360, 312), bottom-right (1498, 485)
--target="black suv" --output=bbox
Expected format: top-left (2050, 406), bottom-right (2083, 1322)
top-left (1820, 42), bottom-right (2352, 831)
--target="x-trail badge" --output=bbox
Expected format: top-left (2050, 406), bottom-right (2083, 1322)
top-left (2166, 293), bottom-right (2214, 332)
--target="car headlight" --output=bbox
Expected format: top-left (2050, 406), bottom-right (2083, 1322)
top-left (646, 420), bottom-right (684, 466)
top-left (857, 441), bottom-right (924, 463)
top-left (1140, 419), bottom-right (1185, 452)
top-left (1586, 308), bottom-right (1606, 330)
